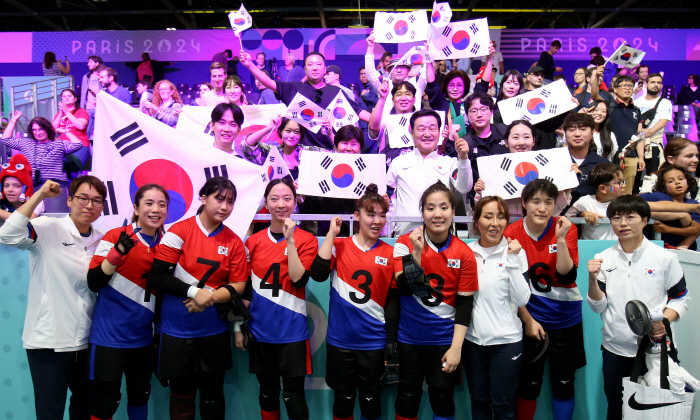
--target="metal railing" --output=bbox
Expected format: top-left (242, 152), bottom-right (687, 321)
top-left (9, 77), bottom-right (74, 123)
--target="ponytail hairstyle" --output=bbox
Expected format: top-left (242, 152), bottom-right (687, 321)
top-left (264, 178), bottom-right (297, 201)
top-left (131, 183), bottom-right (170, 236)
top-left (196, 177), bottom-right (237, 215)
top-left (355, 183), bottom-right (388, 214)
top-left (419, 181), bottom-right (456, 235)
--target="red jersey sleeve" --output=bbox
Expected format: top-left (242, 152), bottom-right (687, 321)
top-left (563, 219), bottom-right (580, 266)
top-left (89, 228), bottom-right (119, 269)
top-left (296, 231), bottom-right (319, 271)
top-left (244, 236), bottom-right (255, 277)
top-left (155, 221), bottom-right (185, 264)
top-left (393, 234), bottom-right (413, 275)
top-left (227, 237), bottom-right (249, 284)
top-left (328, 237), bottom-right (341, 271)
top-left (458, 246), bottom-right (479, 293)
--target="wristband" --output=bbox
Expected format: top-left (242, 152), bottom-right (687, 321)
top-left (105, 247), bottom-right (124, 266)
top-left (187, 286), bottom-right (199, 299)
top-left (233, 322), bottom-right (242, 332)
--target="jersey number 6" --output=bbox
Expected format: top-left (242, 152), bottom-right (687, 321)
top-left (529, 262), bottom-right (552, 293)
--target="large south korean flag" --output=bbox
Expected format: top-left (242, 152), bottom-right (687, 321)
top-left (92, 92), bottom-right (267, 239)
top-left (373, 11), bottom-right (429, 43)
top-left (297, 151), bottom-right (386, 199)
top-left (497, 80), bottom-right (576, 125)
top-left (477, 148), bottom-right (578, 199)
top-left (429, 17), bottom-right (490, 60)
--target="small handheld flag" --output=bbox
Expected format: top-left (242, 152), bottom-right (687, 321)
top-left (283, 92), bottom-right (330, 133)
top-left (326, 92), bottom-right (359, 131)
top-left (228, 4), bottom-right (253, 37)
top-left (429, 17), bottom-right (491, 60)
top-left (430, 2), bottom-right (452, 28)
top-left (606, 43), bottom-right (646, 70)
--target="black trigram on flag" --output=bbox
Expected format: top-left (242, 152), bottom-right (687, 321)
top-left (386, 15), bottom-right (395, 24)
top-left (355, 157), bottom-right (367, 171)
top-left (521, 115), bottom-right (532, 121)
top-left (544, 176), bottom-right (553, 182)
top-left (410, 30), bottom-right (416, 40)
top-left (632, 52), bottom-right (638, 58)
top-left (269, 155), bottom-right (275, 162)
top-left (613, 55), bottom-right (619, 61)
top-left (535, 154), bottom-right (549, 166)
top-left (399, 116), bottom-right (408, 127)
top-left (470, 23), bottom-right (479, 33)
top-left (110, 122), bottom-right (148, 157)
top-left (102, 181), bottom-right (118, 216)
top-left (298, 100), bottom-right (306, 107)
top-left (400, 135), bottom-right (411, 145)
top-left (320, 156), bottom-right (333, 169)
top-left (316, 111), bottom-right (323, 118)
top-left (515, 98), bottom-right (524, 108)
top-left (276, 167), bottom-right (283, 175)
top-left (261, 173), bottom-right (268, 183)
top-left (442, 46), bottom-right (452, 57)
top-left (470, 44), bottom-right (480, 55)
top-left (500, 157), bottom-right (512, 171)
top-left (409, 14), bottom-right (416, 23)
top-left (204, 165), bottom-right (229, 180)
top-left (504, 182), bottom-right (517, 195)
top-left (385, 33), bottom-right (393, 41)
top-left (291, 111), bottom-right (299, 118)
top-left (354, 182), bottom-right (367, 196)
top-left (319, 180), bottom-right (330, 194)
top-left (548, 104), bottom-right (557, 114)
top-left (540, 89), bottom-right (551, 98)
top-left (442, 26), bottom-right (452, 37)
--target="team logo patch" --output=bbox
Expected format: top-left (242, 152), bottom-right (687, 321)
top-left (497, 262), bottom-right (504, 268)
top-left (473, 147), bottom-right (478, 154)
top-left (218, 246), bottom-right (229, 256)
top-left (644, 268), bottom-right (656, 276)
top-left (375, 256), bottom-right (388, 266)
top-left (549, 244), bottom-right (558, 253)
top-left (447, 259), bottom-right (461, 268)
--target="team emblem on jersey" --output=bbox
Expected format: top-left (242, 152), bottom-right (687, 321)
top-left (447, 259), bottom-right (461, 268)
top-left (375, 256), bottom-right (388, 266)
top-left (218, 246), bottom-right (229, 256)
top-left (644, 268), bottom-right (656, 276)
top-left (497, 262), bottom-right (504, 268)
top-left (549, 244), bottom-right (558, 253)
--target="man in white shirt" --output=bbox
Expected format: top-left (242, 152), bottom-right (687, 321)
top-left (632, 65), bottom-right (650, 101)
top-left (0, 176), bottom-right (106, 420)
top-left (588, 194), bottom-right (689, 420)
top-left (387, 109), bottom-right (472, 235)
top-left (634, 73), bottom-right (672, 173)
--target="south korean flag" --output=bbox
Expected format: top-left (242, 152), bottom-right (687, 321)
top-left (476, 148), bottom-right (579, 199)
top-left (430, 1), bottom-right (452, 28)
top-left (227, 4), bottom-right (253, 37)
top-left (373, 11), bottom-right (429, 43)
top-left (260, 146), bottom-right (292, 184)
top-left (326, 92), bottom-right (359, 131)
top-left (496, 80), bottom-right (576, 126)
top-left (386, 110), bottom-right (446, 149)
top-left (607, 42), bottom-right (646, 70)
top-left (429, 17), bottom-right (490, 60)
top-left (284, 92), bottom-right (329, 133)
top-left (297, 151), bottom-right (386, 199)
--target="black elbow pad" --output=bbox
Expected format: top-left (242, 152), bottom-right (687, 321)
top-left (556, 265), bottom-right (578, 286)
top-left (454, 294), bottom-right (474, 327)
top-left (292, 270), bottom-right (311, 288)
top-left (215, 284), bottom-right (252, 322)
top-left (309, 255), bottom-right (332, 282)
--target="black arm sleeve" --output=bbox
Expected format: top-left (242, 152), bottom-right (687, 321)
top-left (454, 294), bottom-right (475, 327)
top-left (473, 79), bottom-right (489, 94)
top-left (309, 255), bottom-right (332, 282)
top-left (395, 273), bottom-right (413, 296)
top-left (556, 265), bottom-right (578, 286)
top-left (667, 276), bottom-right (687, 299)
top-left (384, 288), bottom-right (400, 342)
top-left (291, 270), bottom-right (311, 288)
top-left (241, 277), bottom-right (253, 301)
top-left (598, 280), bottom-right (607, 295)
top-left (87, 264), bottom-right (113, 293)
top-left (426, 80), bottom-right (448, 112)
top-left (148, 258), bottom-right (191, 297)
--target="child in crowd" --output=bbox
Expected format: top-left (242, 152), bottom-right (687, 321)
top-left (135, 79), bottom-right (153, 115)
top-left (565, 163), bottom-right (624, 240)
top-left (0, 154), bottom-right (44, 223)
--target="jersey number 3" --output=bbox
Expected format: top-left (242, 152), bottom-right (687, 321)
top-left (349, 270), bottom-right (372, 305)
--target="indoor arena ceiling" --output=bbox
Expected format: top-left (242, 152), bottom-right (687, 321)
top-left (0, 0), bottom-right (698, 32)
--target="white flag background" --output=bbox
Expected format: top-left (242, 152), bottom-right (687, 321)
top-left (373, 11), bottom-right (429, 43)
top-left (93, 92), bottom-right (267, 239)
top-left (477, 148), bottom-right (578, 199)
top-left (608, 43), bottom-right (646, 69)
top-left (430, 2), bottom-right (452, 28)
top-left (176, 104), bottom-right (286, 153)
top-left (429, 17), bottom-right (491, 60)
top-left (228, 4), bottom-right (253, 37)
top-left (496, 79), bottom-right (576, 125)
top-left (326, 92), bottom-right (359, 131)
top-left (297, 151), bottom-right (387, 199)
top-left (284, 92), bottom-right (329, 133)
top-left (386, 110), bottom-right (445, 149)
top-left (261, 146), bottom-right (292, 182)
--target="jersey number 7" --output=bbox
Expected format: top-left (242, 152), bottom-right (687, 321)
top-left (197, 258), bottom-right (221, 288)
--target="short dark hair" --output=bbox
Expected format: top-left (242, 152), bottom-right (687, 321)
top-left (334, 125), bottom-right (365, 149)
top-left (380, 52), bottom-right (392, 61)
top-left (613, 75), bottom-right (635, 88)
top-left (504, 120), bottom-right (535, 140)
top-left (391, 81), bottom-right (417, 98)
top-left (264, 178), bottom-right (297, 201)
top-left (522, 179), bottom-right (558, 204)
top-left (473, 196), bottom-right (510, 236)
top-left (101, 67), bottom-right (118, 83)
top-left (589, 47), bottom-right (602, 56)
top-left (69, 175), bottom-right (107, 200)
top-left (636, 65), bottom-right (649, 75)
top-left (588, 163), bottom-right (623, 189)
top-left (563, 113), bottom-right (595, 132)
top-left (225, 49), bottom-right (232, 57)
top-left (137, 79), bottom-right (153, 89)
top-left (197, 177), bottom-right (237, 215)
top-left (304, 51), bottom-right (326, 66)
top-left (256, 52), bottom-right (266, 58)
top-left (409, 109), bottom-right (441, 130)
top-left (211, 103), bottom-right (245, 127)
top-left (359, 65), bottom-right (365, 71)
top-left (420, 180), bottom-right (456, 212)
top-left (87, 55), bottom-right (103, 64)
top-left (647, 72), bottom-right (663, 82)
top-left (551, 40), bottom-right (562, 48)
top-left (606, 195), bottom-right (650, 221)
top-left (277, 118), bottom-right (306, 144)
top-left (441, 70), bottom-right (470, 99)
top-left (466, 91), bottom-right (494, 111)
top-left (553, 74), bottom-right (566, 82)
top-left (28, 117), bottom-right (56, 141)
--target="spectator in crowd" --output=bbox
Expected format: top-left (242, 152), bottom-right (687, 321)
top-left (635, 73), bottom-right (673, 174)
top-left (632, 64), bottom-right (650, 101)
top-left (223, 75), bottom-right (247, 106)
top-left (677, 74), bottom-right (700, 106)
top-left (0, 176), bottom-right (106, 420)
top-left (254, 70), bottom-right (281, 105)
top-left (640, 137), bottom-right (699, 199)
top-left (496, 70), bottom-right (525, 103)
top-left (124, 52), bottom-right (173, 84)
top-left (209, 103), bottom-right (244, 155)
top-left (358, 65), bottom-right (379, 149)
top-left (589, 47), bottom-right (602, 65)
top-left (434, 60), bottom-right (448, 86)
top-left (79, 55), bottom-right (103, 139)
top-left (2, 111), bottom-right (82, 189)
top-left (195, 82), bottom-right (214, 106)
top-left (212, 49), bottom-right (232, 68)
top-left (42, 51), bottom-right (70, 76)
top-left (581, 99), bottom-right (619, 161)
top-left (144, 80), bottom-right (183, 128)
top-left (368, 80), bottom-right (418, 166)
top-left (0, 155), bottom-right (45, 223)
top-left (276, 52), bottom-right (306, 83)
top-left (240, 50), bottom-right (370, 150)
top-left (249, 51), bottom-right (269, 92)
top-left (525, 67), bottom-right (545, 91)
top-left (325, 65), bottom-right (355, 99)
top-left (573, 67), bottom-right (587, 91)
top-left (199, 62), bottom-right (228, 106)
top-left (99, 67), bottom-right (132, 105)
top-left (386, 109), bottom-right (473, 235)
top-left (566, 163), bottom-right (625, 240)
top-left (52, 88), bottom-right (90, 176)
top-left (482, 41), bottom-right (505, 75)
top-left (562, 113), bottom-right (610, 207)
top-left (537, 40), bottom-right (562, 82)
top-left (574, 68), bottom-right (613, 109)
top-left (446, 58), bottom-right (472, 74)
top-left (587, 194), bottom-right (690, 420)
top-left (135, 79), bottom-right (154, 114)
top-left (377, 51), bottom-right (392, 80)
top-left (640, 164), bottom-right (700, 249)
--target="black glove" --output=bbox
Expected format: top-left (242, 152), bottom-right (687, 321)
top-left (401, 255), bottom-right (431, 298)
top-left (385, 341), bottom-right (399, 365)
top-left (114, 219), bottom-right (141, 255)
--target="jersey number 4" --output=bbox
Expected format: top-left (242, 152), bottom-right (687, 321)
top-left (260, 263), bottom-right (282, 297)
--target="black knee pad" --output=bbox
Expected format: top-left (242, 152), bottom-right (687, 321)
top-left (92, 391), bottom-right (122, 419)
top-left (127, 382), bottom-right (151, 407)
top-left (395, 384), bottom-right (423, 419)
top-left (282, 391), bottom-right (309, 420)
top-left (550, 373), bottom-right (576, 399)
top-left (259, 389), bottom-right (281, 412)
top-left (200, 399), bottom-right (225, 420)
top-left (517, 378), bottom-right (543, 401)
top-left (332, 390), bottom-right (356, 419)
top-left (428, 386), bottom-right (455, 418)
top-left (358, 389), bottom-right (381, 420)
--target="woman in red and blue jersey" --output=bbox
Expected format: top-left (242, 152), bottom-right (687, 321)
top-left (148, 177), bottom-right (248, 420)
top-left (87, 183), bottom-right (169, 420)
top-left (392, 181), bottom-right (478, 420)
top-left (240, 178), bottom-right (318, 420)
top-left (309, 184), bottom-right (397, 420)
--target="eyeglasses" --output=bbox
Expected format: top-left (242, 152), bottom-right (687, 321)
top-left (468, 107), bottom-right (491, 115)
top-left (607, 180), bottom-right (626, 188)
top-left (72, 195), bottom-right (104, 208)
top-left (314, 89), bottom-right (323, 104)
top-left (617, 84), bottom-right (634, 89)
top-left (610, 215), bottom-right (639, 224)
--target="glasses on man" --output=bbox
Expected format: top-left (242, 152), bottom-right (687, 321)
top-left (72, 195), bottom-right (104, 208)
top-left (610, 214), bottom-right (639, 225)
top-left (607, 180), bottom-right (626, 188)
top-left (468, 107), bottom-right (491, 115)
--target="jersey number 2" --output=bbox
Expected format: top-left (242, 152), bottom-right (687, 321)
top-left (260, 263), bottom-right (281, 297)
top-left (196, 258), bottom-right (220, 288)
